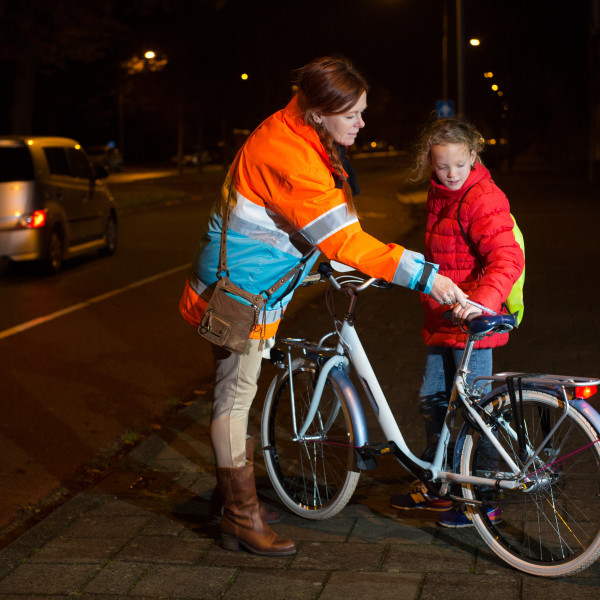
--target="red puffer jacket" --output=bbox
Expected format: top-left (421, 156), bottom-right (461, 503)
top-left (420, 162), bottom-right (525, 348)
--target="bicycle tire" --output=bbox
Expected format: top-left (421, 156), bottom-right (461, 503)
top-left (261, 357), bottom-right (360, 520)
top-left (460, 389), bottom-right (600, 577)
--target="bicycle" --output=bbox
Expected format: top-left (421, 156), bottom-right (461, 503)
top-left (260, 262), bottom-right (600, 577)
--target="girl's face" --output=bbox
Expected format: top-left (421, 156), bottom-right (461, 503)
top-left (317, 91), bottom-right (367, 147)
top-left (429, 143), bottom-right (476, 190)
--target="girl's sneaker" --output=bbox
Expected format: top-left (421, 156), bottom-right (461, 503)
top-left (390, 481), bottom-right (452, 511)
top-left (438, 505), bottom-right (502, 528)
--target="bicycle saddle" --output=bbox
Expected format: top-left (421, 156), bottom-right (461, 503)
top-left (466, 313), bottom-right (515, 335)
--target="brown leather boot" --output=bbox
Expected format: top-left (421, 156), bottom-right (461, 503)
top-left (209, 436), bottom-right (281, 524)
top-left (245, 435), bottom-right (281, 524)
top-left (216, 464), bottom-right (296, 556)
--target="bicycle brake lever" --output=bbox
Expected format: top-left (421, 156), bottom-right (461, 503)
top-left (466, 299), bottom-right (499, 315)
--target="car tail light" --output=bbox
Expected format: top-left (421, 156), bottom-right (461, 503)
top-left (575, 385), bottom-right (597, 399)
top-left (17, 210), bottom-right (46, 229)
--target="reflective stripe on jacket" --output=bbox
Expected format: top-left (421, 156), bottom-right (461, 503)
top-left (180, 94), bottom-right (439, 338)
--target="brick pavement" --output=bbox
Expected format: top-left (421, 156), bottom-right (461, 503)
top-left (0, 167), bottom-right (599, 598)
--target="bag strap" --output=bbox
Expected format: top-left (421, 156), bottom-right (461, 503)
top-left (218, 152), bottom-right (315, 298)
top-left (217, 152), bottom-right (242, 279)
top-left (456, 183), bottom-right (484, 269)
top-left (456, 182), bottom-right (511, 316)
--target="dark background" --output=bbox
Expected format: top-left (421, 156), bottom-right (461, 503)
top-left (1, 0), bottom-right (598, 178)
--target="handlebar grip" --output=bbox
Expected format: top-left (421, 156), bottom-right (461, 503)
top-left (318, 262), bottom-right (334, 278)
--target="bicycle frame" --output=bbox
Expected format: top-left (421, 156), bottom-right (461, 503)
top-left (290, 318), bottom-right (527, 491)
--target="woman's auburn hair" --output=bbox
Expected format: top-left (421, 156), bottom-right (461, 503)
top-left (295, 56), bottom-right (368, 208)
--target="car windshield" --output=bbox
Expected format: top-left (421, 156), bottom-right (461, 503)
top-left (0, 147), bottom-right (35, 182)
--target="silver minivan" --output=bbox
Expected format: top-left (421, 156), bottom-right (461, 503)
top-left (0, 136), bottom-right (118, 274)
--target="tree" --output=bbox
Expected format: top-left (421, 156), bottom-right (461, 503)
top-left (0, 0), bottom-right (123, 133)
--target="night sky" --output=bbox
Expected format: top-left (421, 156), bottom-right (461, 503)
top-left (0, 0), bottom-right (596, 170)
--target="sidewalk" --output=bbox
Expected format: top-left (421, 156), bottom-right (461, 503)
top-left (1, 397), bottom-right (599, 599)
top-left (0, 168), bottom-right (599, 598)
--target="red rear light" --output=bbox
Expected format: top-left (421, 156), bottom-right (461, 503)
top-left (17, 210), bottom-right (46, 229)
top-left (30, 210), bottom-right (46, 228)
top-left (575, 385), bottom-right (597, 399)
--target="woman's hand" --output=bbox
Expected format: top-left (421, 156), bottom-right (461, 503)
top-left (430, 273), bottom-right (468, 307)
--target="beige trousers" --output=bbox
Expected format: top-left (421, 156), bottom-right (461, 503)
top-left (210, 338), bottom-right (267, 467)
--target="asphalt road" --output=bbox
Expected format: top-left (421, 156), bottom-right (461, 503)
top-left (0, 156), bottom-right (418, 546)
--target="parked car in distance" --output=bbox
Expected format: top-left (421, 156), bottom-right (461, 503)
top-left (0, 136), bottom-right (118, 274)
top-left (86, 143), bottom-right (123, 173)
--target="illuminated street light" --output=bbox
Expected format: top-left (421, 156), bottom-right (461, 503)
top-left (469, 38), bottom-right (480, 46)
top-left (491, 84), bottom-right (499, 91)
top-left (123, 50), bottom-right (168, 75)
top-left (119, 49), bottom-right (169, 156)
top-left (484, 72), bottom-right (494, 78)
top-left (241, 73), bottom-right (249, 80)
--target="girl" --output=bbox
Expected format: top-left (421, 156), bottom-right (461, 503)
top-left (390, 118), bottom-right (524, 528)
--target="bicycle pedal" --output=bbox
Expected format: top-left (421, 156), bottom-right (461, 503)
top-left (360, 443), bottom-right (393, 456)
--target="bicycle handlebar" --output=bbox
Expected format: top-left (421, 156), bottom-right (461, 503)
top-left (308, 262), bottom-right (514, 335)
top-left (306, 261), bottom-right (387, 293)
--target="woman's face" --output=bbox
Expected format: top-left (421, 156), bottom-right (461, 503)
top-left (317, 91), bottom-right (367, 147)
top-left (429, 143), bottom-right (476, 190)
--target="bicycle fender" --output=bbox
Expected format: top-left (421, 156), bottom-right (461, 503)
top-left (485, 382), bottom-right (600, 436)
top-left (571, 399), bottom-right (600, 436)
top-left (327, 367), bottom-right (370, 448)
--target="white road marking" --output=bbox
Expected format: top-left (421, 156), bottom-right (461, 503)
top-left (0, 263), bottom-right (191, 340)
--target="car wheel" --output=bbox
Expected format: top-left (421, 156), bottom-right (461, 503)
top-left (100, 215), bottom-right (118, 256)
top-left (44, 228), bottom-right (64, 275)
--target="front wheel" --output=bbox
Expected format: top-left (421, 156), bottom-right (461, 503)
top-left (460, 389), bottom-right (600, 577)
top-left (261, 357), bottom-right (360, 520)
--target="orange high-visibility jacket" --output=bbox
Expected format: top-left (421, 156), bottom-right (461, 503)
top-left (179, 95), bottom-right (439, 339)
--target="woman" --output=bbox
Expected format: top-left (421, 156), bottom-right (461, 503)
top-left (179, 56), bottom-right (466, 556)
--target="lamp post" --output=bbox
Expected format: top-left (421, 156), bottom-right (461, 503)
top-left (118, 50), bottom-right (168, 160)
top-left (456, 0), bottom-right (465, 118)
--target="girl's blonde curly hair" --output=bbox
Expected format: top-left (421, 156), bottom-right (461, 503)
top-left (409, 118), bottom-right (485, 183)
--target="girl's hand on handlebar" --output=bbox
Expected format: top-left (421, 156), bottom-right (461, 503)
top-left (451, 302), bottom-right (481, 325)
top-left (430, 274), bottom-right (468, 307)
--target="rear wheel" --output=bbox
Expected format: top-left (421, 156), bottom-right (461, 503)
top-left (261, 357), bottom-right (360, 519)
top-left (461, 389), bottom-right (600, 577)
top-left (43, 228), bottom-right (64, 275)
top-left (99, 215), bottom-right (118, 256)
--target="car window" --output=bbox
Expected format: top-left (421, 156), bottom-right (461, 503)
top-left (0, 147), bottom-right (35, 182)
top-left (67, 147), bottom-right (94, 179)
top-left (44, 147), bottom-right (71, 176)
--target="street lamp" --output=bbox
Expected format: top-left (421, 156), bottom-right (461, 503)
top-left (118, 50), bottom-right (168, 159)
top-left (456, 0), bottom-right (465, 117)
